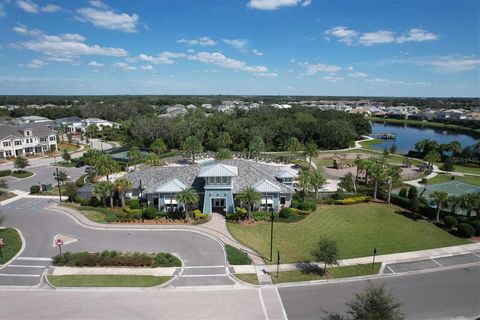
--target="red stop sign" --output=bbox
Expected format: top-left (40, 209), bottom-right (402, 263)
top-left (55, 239), bottom-right (64, 246)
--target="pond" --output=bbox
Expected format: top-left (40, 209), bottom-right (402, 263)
top-left (369, 121), bottom-right (479, 154)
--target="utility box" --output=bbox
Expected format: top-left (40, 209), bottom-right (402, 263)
top-left (41, 184), bottom-right (53, 192)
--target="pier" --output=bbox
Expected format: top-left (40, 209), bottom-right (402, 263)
top-left (370, 132), bottom-right (397, 140)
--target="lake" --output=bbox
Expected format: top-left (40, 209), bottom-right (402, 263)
top-left (370, 121), bottom-right (479, 154)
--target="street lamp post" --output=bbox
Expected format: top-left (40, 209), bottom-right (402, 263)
top-left (139, 179), bottom-right (145, 222)
top-left (53, 167), bottom-right (62, 203)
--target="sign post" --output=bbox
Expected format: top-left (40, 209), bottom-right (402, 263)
top-left (276, 250), bottom-right (280, 278)
top-left (0, 238), bottom-right (4, 259)
top-left (372, 247), bottom-right (377, 269)
top-left (56, 239), bottom-right (64, 259)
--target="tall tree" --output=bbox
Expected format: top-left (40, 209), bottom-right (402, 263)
top-left (297, 169), bottom-right (311, 200)
top-left (447, 195), bottom-right (462, 215)
top-left (150, 138), bottom-right (167, 156)
top-left (424, 150), bottom-right (440, 171)
top-left (94, 153), bottom-right (118, 181)
top-left (94, 181), bottom-right (113, 208)
top-left (174, 187), bottom-right (199, 221)
top-left (461, 193), bottom-right (476, 217)
top-left (310, 169), bottom-right (327, 199)
top-left (430, 191), bottom-right (449, 222)
top-left (127, 146), bottom-right (142, 168)
top-left (353, 158), bottom-right (366, 183)
top-left (304, 141), bottom-right (318, 169)
top-left (385, 166), bottom-right (402, 204)
top-left (144, 153), bottom-right (162, 166)
top-left (367, 162), bottom-right (384, 200)
top-left (14, 156), bottom-right (29, 172)
top-left (237, 186), bottom-right (262, 221)
top-left (249, 136), bottom-right (265, 161)
top-left (313, 238), bottom-right (338, 273)
top-left (114, 178), bottom-right (132, 208)
top-left (183, 136), bottom-right (203, 162)
top-left (215, 148), bottom-right (233, 160)
top-left (62, 149), bottom-right (71, 163)
top-left (284, 137), bottom-right (303, 160)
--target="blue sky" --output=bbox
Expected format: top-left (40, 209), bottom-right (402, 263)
top-left (0, 0), bottom-right (479, 96)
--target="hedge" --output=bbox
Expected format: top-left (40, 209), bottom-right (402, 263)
top-left (335, 196), bottom-right (371, 205)
top-left (0, 170), bottom-right (12, 177)
top-left (443, 215), bottom-right (458, 228)
top-left (30, 185), bottom-right (40, 194)
top-left (457, 223), bottom-right (475, 238)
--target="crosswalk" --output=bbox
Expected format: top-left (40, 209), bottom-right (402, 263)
top-left (0, 256), bottom-right (51, 286)
top-left (172, 265), bottom-right (235, 286)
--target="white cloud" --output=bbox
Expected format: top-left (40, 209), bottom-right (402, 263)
top-left (140, 65), bottom-right (154, 71)
top-left (349, 72), bottom-right (368, 78)
top-left (418, 56), bottom-right (480, 73)
top-left (176, 37), bottom-right (216, 46)
top-left (247, 0), bottom-right (312, 10)
top-left (41, 4), bottom-right (61, 13)
top-left (252, 49), bottom-right (263, 56)
top-left (254, 72), bottom-right (277, 78)
top-left (89, 0), bottom-right (109, 9)
top-left (137, 52), bottom-right (186, 65)
top-left (113, 62), bottom-right (136, 71)
top-left (188, 52), bottom-right (269, 74)
top-left (346, 66), bottom-right (354, 71)
top-left (13, 24), bottom-right (28, 34)
top-left (16, 0), bottom-right (61, 14)
top-left (323, 75), bottom-right (344, 82)
top-left (16, 0), bottom-right (38, 13)
top-left (21, 58), bottom-right (47, 68)
top-left (222, 39), bottom-right (249, 53)
top-left (0, 2), bottom-right (6, 17)
top-left (17, 27), bottom-right (128, 59)
top-left (396, 28), bottom-right (438, 43)
top-left (324, 26), bottom-right (358, 45)
top-left (88, 61), bottom-right (104, 67)
top-left (77, 6), bottom-right (139, 33)
top-left (48, 56), bottom-right (74, 63)
top-left (359, 30), bottom-right (395, 46)
top-left (365, 77), bottom-right (430, 86)
top-left (303, 62), bottom-right (342, 75)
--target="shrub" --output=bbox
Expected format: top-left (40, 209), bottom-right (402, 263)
top-left (296, 209), bottom-right (311, 215)
top-left (469, 220), bottom-right (480, 236)
top-left (30, 185), bottom-right (40, 194)
top-left (398, 187), bottom-right (408, 198)
top-left (253, 211), bottom-right (272, 221)
top-left (457, 223), bottom-right (475, 238)
top-left (235, 207), bottom-right (247, 219)
top-left (154, 252), bottom-right (182, 267)
top-left (335, 196), bottom-right (371, 205)
top-left (144, 207), bottom-right (158, 220)
top-left (157, 211), bottom-right (168, 218)
top-left (443, 215), bottom-right (458, 228)
top-left (193, 211), bottom-right (208, 220)
top-left (0, 170), bottom-right (11, 177)
top-left (297, 199), bottom-right (317, 211)
top-left (280, 207), bottom-right (294, 218)
top-left (127, 199), bottom-right (140, 210)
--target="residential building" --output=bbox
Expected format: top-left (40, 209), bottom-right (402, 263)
top-left (125, 159), bottom-right (295, 214)
top-left (55, 117), bottom-right (119, 134)
top-left (0, 123), bottom-right (57, 159)
top-left (13, 116), bottom-right (53, 125)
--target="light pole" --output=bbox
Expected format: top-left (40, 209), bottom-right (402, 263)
top-left (53, 167), bottom-right (62, 203)
top-left (139, 180), bottom-right (145, 222)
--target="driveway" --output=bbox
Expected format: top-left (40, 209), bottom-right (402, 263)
top-left (0, 198), bottom-right (233, 287)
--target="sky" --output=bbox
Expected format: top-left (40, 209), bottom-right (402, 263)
top-left (0, 0), bottom-right (479, 97)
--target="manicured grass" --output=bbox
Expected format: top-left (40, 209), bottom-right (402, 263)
top-left (11, 170), bottom-right (33, 179)
top-left (48, 275), bottom-right (171, 287)
top-left (427, 173), bottom-right (480, 187)
top-left (57, 142), bottom-right (81, 153)
top-left (0, 228), bottom-right (22, 264)
top-left (272, 263), bottom-right (381, 284)
top-left (81, 210), bottom-right (108, 223)
top-left (451, 165), bottom-right (480, 175)
top-left (227, 203), bottom-right (467, 264)
top-left (234, 273), bottom-right (259, 285)
top-left (52, 161), bottom-right (76, 168)
top-left (358, 139), bottom-right (384, 150)
top-left (225, 244), bottom-right (252, 265)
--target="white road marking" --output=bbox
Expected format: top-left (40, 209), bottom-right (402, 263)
top-left (0, 274), bottom-right (41, 278)
top-left (8, 265), bottom-right (46, 269)
top-left (180, 274), bottom-right (228, 278)
top-left (15, 199), bottom-right (43, 210)
top-left (184, 265), bottom-right (225, 269)
top-left (386, 265), bottom-right (395, 274)
top-left (431, 258), bottom-right (443, 267)
top-left (17, 257), bottom-right (52, 262)
top-left (258, 288), bottom-right (270, 320)
top-left (472, 252), bottom-right (480, 258)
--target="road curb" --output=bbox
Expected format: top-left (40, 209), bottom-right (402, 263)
top-left (0, 227), bottom-right (26, 271)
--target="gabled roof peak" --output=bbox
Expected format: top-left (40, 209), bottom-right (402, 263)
top-left (253, 178), bottom-right (281, 193)
top-left (198, 163), bottom-right (238, 177)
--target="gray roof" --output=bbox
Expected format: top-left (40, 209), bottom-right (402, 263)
top-left (253, 178), bottom-right (281, 193)
top-left (198, 163), bottom-right (238, 177)
top-left (125, 159), bottom-right (294, 194)
top-left (55, 117), bottom-right (83, 124)
top-left (155, 178), bottom-right (186, 193)
top-left (0, 123), bottom-right (55, 140)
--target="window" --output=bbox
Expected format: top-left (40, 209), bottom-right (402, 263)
top-left (222, 177), bottom-right (228, 184)
top-left (49, 136), bottom-right (56, 142)
top-left (14, 140), bottom-right (22, 146)
top-left (2, 141), bottom-right (11, 147)
top-left (215, 177), bottom-right (221, 184)
top-left (40, 138), bottom-right (46, 142)
top-left (5, 151), bottom-right (12, 157)
top-left (25, 131), bottom-right (31, 136)
top-left (213, 199), bottom-right (225, 207)
top-left (280, 197), bottom-right (286, 205)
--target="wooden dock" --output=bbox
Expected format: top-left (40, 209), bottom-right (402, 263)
top-left (370, 132), bottom-right (397, 140)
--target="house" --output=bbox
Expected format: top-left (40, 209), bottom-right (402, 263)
top-left (0, 123), bottom-right (57, 159)
top-left (83, 118), bottom-right (119, 130)
top-left (55, 117), bottom-right (119, 134)
top-left (125, 159), bottom-right (295, 214)
top-left (13, 116), bottom-right (53, 125)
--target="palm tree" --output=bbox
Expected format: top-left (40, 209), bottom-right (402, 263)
top-left (424, 150), bottom-right (440, 171)
top-left (144, 153), bottom-right (162, 166)
top-left (385, 166), bottom-right (401, 204)
top-left (297, 169), bottom-right (311, 200)
top-left (215, 132), bottom-right (232, 150)
top-left (447, 195), bottom-right (462, 215)
top-left (237, 186), bottom-right (262, 221)
top-left (215, 148), bottom-right (233, 160)
top-left (353, 158), bottom-right (366, 183)
top-left (309, 169), bottom-right (326, 199)
top-left (114, 178), bottom-right (132, 208)
top-left (447, 141), bottom-right (462, 157)
top-left (303, 141), bottom-right (318, 169)
top-left (127, 146), bottom-right (142, 169)
top-left (461, 193), bottom-right (476, 217)
top-left (150, 138), bottom-right (167, 156)
top-left (367, 162), bottom-right (384, 200)
top-left (430, 191), bottom-right (449, 222)
top-left (94, 181), bottom-right (113, 208)
top-left (83, 149), bottom-right (101, 165)
top-left (249, 136), bottom-right (265, 161)
top-left (183, 136), bottom-right (203, 162)
top-left (284, 137), bottom-right (303, 160)
top-left (174, 187), bottom-right (199, 221)
top-left (95, 153), bottom-right (118, 181)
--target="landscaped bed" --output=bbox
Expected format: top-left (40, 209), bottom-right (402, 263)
top-left (11, 170), bottom-right (34, 179)
top-left (47, 275), bottom-right (171, 287)
top-left (0, 228), bottom-right (22, 264)
top-left (225, 244), bottom-right (251, 265)
top-left (227, 203), bottom-right (467, 264)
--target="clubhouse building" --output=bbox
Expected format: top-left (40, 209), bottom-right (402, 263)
top-left (125, 159), bottom-right (296, 214)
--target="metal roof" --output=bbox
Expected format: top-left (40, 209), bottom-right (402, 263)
top-left (253, 178), bottom-right (281, 193)
top-left (155, 178), bottom-right (186, 193)
top-left (276, 170), bottom-right (297, 178)
top-left (198, 163), bottom-right (238, 177)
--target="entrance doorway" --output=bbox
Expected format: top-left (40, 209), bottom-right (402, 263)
top-left (211, 198), bottom-right (226, 215)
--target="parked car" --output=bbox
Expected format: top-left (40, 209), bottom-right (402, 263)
top-left (85, 166), bottom-right (95, 174)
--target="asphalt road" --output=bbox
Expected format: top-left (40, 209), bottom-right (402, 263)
top-left (1, 198), bottom-right (232, 287)
top-left (279, 265), bottom-right (480, 320)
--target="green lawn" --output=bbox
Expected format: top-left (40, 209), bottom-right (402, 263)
top-left (0, 228), bottom-right (22, 264)
top-left (227, 203), bottom-right (467, 264)
top-left (450, 165), bottom-right (480, 175)
top-left (427, 173), bottom-right (480, 187)
top-left (57, 142), bottom-right (81, 153)
top-left (11, 170), bottom-right (34, 179)
top-left (272, 263), bottom-right (381, 284)
top-left (52, 161), bottom-right (76, 168)
top-left (234, 273), bottom-right (259, 285)
top-left (225, 244), bottom-right (252, 265)
top-left (47, 275), bottom-right (171, 287)
top-left (358, 139), bottom-right (384, 150)
top-left (81, 210), bottom-right (109, 223)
